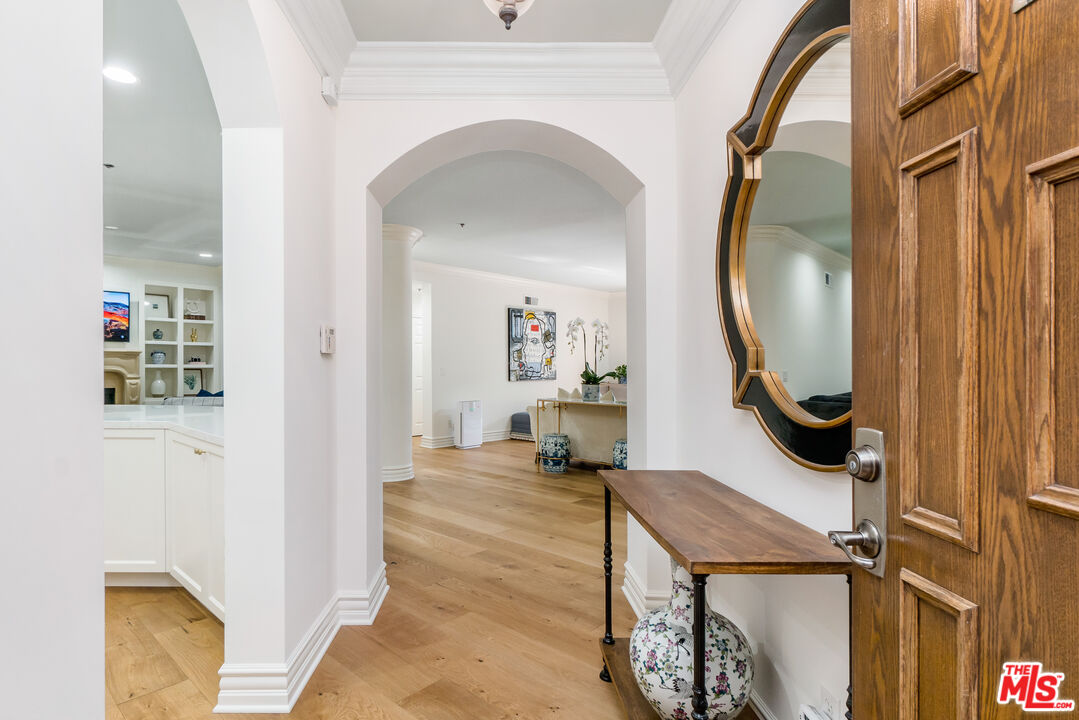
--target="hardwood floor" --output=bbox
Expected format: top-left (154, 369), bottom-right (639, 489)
top-left (105, 439), bottom-right (642, 718)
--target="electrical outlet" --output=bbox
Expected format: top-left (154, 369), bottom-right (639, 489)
top-left (820, 687), bottom-right (839, 720)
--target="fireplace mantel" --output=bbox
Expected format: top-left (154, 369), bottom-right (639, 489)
top-left (104, 349), bottom-right (142, 404)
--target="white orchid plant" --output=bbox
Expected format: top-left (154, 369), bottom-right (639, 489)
top-left (566, 317), bottom-right (616, 385)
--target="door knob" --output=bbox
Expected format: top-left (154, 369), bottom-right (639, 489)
top-left (828, 519), bottom-right (882, 570)
top-left (846, 444), bottom-right (882, 481)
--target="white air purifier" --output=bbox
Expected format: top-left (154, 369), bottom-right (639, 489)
top-left (455, 400), bottom-right (482, 449)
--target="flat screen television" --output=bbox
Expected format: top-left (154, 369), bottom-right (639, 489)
top-left (104, 290), bottom-right (130, 342)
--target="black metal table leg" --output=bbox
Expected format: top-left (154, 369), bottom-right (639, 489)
top-left (600, 486), bottom-right (614, 682)
top-left (691, 574), bottom-right (709, 720)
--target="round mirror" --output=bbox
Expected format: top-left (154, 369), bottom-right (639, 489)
top-left (715, 0), bottom-right (852, 471)
top-left (745, 40), bottom-right (851, 421)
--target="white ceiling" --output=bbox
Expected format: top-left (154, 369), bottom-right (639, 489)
top-left (342, 0), bottom-right (672, 43)
top-left (103, 0), bottom-right (222, 266)
top-left (384, 151), bottom-right (626, 291)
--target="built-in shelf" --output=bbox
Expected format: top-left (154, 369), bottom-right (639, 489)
top-left (138, 282), bottom-right (219, 402)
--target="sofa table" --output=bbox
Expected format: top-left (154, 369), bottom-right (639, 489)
top-left (534, 397), bottom-right (627, 469)
top-left (597, 470), bottom-right (851, 720)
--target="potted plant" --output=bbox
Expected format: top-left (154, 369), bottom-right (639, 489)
top-left (567, 318), bottom-right (615, 401)
top-left (614, 364), bottom-right (627, 384)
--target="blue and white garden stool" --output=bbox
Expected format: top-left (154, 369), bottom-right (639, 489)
top-left (612, 439), bottom-right (628, 470)
top-left (540, 433), bottom-right (571, 473)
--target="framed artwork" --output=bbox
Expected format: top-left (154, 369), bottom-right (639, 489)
top-left (145, 294), bottom-right (171, 319)
top-left (508, 307), bottom-right (556, 381)
top-left (104, 290), bottom-right (130, 342)
top-left (182, 369), bottom-right (204, 396)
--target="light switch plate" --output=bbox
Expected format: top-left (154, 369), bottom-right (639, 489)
top-left (320, 325), bottom-right (336, 355)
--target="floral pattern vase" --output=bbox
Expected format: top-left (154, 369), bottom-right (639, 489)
top-left (581, 383), bottom-right (601, 402)
top-left (612, 439), bottom-right (628, 470)
top-left (539, 433), bottom-right (570, 473)
top-left (629, 559), bottom-right (754, 720)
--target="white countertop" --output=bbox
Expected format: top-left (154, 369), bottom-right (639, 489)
top-left (104, 405), bottom-right (224, 446)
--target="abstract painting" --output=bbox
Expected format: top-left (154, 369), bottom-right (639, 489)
top-left (508, 308), bottom-right (556, 381)
top-left (104, 290), bottom-right (130, 342)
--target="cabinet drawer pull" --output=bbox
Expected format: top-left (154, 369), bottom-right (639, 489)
top-left (193, 448), bottom-right (206, 455)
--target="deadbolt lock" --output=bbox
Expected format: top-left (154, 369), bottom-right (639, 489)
top-left (846, 444), bottom-right (882, 481)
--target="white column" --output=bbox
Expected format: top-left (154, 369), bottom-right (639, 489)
top-left (382, 224), bottom-right (423, 482)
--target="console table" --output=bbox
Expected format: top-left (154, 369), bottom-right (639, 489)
top-left (597, 470), bottom-right (851, 720)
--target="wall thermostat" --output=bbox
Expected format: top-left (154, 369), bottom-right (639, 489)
top-left (320, 325), bottom-right (336, 355)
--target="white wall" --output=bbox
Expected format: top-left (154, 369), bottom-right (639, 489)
top-left (675, 2), bottom-right (851, 717)
top-left (745, 227), bottom-right (852, 402)
top-left (412, 261), bottom-right (627, 443)
top-left (249, 0), bottom-right (338, 672)
top-left (0, 2), bottom-right (104, 718)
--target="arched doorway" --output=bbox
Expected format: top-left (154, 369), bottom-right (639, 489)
top-left (335, 116), bottom-right (679, 630)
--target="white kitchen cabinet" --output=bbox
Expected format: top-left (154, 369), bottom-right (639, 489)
top-left (104, 429), bottom-right (166, 572)
top-left (166, 433), bottom-right (225, 620)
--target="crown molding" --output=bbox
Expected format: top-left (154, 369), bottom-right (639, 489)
top-left (749, 225), bottom-right (851, 271)
top-left (338, 42), bottom-right (671, 100)
top-left (273, 0), bottom-right (744, 101)
top-left (654, 0), bottom-right (741, 96)
top-left (273, 0), bottom-right (355, 80)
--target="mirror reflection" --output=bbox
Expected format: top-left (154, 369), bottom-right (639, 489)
top-left (746, 39), bottom-right (852, 420)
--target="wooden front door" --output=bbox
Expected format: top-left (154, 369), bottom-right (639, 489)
top-left (852, 0), bottom-right (1079, 718)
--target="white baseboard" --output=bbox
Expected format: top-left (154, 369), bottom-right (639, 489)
top-left (339, 562), bottom-right (390, 625)
top-left (214, 564), bottom-right (389, 713)
top-left (622, 561), bottom-right (670, 619)
top-left (749, 691), bottom-right (780, 720)
top-left (420, 435), bottom-right (454, 449)
top-left (382, 464), bottom-right (414, 482)
top-left (482, 429), bottom-right (511, 442)
top-left (105, 572), bottom-right (180, 588)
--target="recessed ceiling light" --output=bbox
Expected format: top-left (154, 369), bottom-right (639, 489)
top-left (104, 225), bottom-right (118, 230)
top-left (103, 66), bottom-right (138, 84)
top-left (199, 253), bottom-right (213, 258)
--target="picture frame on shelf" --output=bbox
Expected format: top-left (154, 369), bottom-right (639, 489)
top-left (182, 368), bottom-right (204, 396)
top-left (183, 298), bottom-right (207, 320)
top-left (145, 294), bottom-right (171, 318)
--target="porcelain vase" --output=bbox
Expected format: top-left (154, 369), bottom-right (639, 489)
top-left (629, 559), bottom-right (754, 720)
top-left (150, 371), bottom-right (166, 398)
top-left (612, 439), bottom-right (628, 470)
top-left (581, 383), bottom-right (601, 402)
top-left (539, 433), bottom-right (570, 474)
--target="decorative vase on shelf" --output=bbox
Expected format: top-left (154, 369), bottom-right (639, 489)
top-left (150, 371), bottom-right (166, 398)
top-left (150, 351), bottom-right (166, 365)
top-left (629, 559), bottom-right (754, 720)
top-left (152, 328), bottom-right (164, 340)
top-left (190, 327), bottom-right (198, 342)
top-left (581, 384), bottom-right (601, 402)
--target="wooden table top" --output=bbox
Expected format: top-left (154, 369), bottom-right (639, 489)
top-left (599, 470), bottom-right (851, 575)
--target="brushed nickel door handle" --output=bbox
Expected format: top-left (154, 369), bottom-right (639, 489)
top-left (829, 519), bottom-right (882, 570)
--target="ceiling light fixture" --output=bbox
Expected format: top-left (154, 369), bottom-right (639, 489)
top-left (199, 253), bottom-right (213, 258)
top-left (484, 0), bottom-right (534, 29)
top-left (102, 66), bottom-right (138, 84)
top-left (105, 225), bottom-right (118, 230)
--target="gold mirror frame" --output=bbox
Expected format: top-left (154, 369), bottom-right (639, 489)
top-left (716, 0), bottom-right (852, 471)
